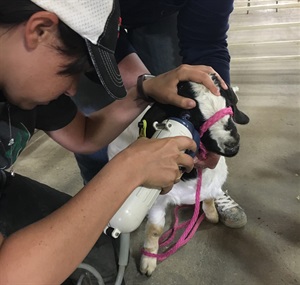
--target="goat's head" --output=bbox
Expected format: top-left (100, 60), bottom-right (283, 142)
top-left (140, 75), bottom-right (249, 159)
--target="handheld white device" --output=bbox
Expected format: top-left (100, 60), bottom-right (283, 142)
top-left (104, 117), bottom-right (198, 238)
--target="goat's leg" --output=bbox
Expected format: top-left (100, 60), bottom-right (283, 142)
top-left (203, 198), bottom-right (219, 223)
top-left (140, 221), bottom-right (164, 276)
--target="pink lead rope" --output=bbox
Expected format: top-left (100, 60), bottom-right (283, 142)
top-left (141, 106), bottom-right (233, 262)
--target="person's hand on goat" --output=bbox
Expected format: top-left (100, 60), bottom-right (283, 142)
top-left (120, 136), bottom-right (196, 194)
top-left (142, 64), bottom-right (228, 109)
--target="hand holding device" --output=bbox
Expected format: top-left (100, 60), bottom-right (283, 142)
top-left (105, 115), bottom-right (199, 238)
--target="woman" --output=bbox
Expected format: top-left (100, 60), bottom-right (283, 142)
top-left (0, 0), bottom-right (225, 284)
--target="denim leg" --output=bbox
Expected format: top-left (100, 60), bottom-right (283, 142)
top-left (75, 147), bottom-right (109, 185)
top-left (127, 13), bottom-right (181, 75)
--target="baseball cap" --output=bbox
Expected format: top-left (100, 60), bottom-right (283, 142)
top-left (30, 0), bottom-right (126, 103)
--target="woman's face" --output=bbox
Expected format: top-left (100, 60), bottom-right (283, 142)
top-left (6, 55), bottom-right (80, 110)
top-left (0, 13), bottom-right (84, 109)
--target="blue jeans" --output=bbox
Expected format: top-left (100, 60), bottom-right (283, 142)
top-left (127, 13), bottom-right (181, 75)
top-left (75, 147), bottom-right (109, 185)
top-left (75, 14), bottom-right (181, 184)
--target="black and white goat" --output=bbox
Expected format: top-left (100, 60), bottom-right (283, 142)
top-left (108, 76), bottom-right (249, 276)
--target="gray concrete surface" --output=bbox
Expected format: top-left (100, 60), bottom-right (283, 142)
top-left (13, 3), bottom-right (300, 285)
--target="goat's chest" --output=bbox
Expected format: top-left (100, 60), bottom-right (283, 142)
top-left (156, 156), bottom-right (228, 207)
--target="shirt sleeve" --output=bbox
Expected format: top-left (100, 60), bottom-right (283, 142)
top-left (177, 0), bottom-right (234, 84)
top-left (35, 95), bottom-right (78, 131)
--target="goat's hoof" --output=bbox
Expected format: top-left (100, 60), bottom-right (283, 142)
top-left (206, 214), bottom-right (219, 224)
top-left (140, 255), bottom-right (157, 276)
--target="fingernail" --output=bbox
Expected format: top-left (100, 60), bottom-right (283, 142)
top-left (188, 100), bottom-right (196, 108)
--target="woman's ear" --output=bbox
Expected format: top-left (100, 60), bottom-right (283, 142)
top-left (24, 11), bottom-right (59, 49)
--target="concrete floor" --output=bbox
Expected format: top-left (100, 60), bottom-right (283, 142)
top-left (13, 3), bottom-right (300, 285)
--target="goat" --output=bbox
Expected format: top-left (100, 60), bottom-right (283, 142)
top-left (108, 76), bottom-right (249, 276)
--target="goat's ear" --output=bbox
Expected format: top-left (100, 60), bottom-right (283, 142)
top-left (231, 105), bottom-right (250, 125)
top-left (221, 86), bottom-right (250, 125)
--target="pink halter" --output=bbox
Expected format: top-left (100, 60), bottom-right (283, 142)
top-left (141, 106), bottom-right (233, 262)
top-left (199, 106), bottom-right (233, 160)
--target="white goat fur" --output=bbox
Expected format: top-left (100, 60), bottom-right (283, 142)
top-left (108, 82), bottom-right (231, 275)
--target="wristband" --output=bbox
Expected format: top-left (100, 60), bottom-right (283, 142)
top-left (137, 74), bottom-right (155, 102)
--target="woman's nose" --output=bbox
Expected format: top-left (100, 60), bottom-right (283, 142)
top-left (65, 76), bottom-right (80, 97)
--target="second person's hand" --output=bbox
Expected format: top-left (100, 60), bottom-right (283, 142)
top-left (141, 64), bottom-right (228, 109)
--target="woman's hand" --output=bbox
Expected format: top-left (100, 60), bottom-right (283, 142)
top-left (117, 136), bottom-right (197, 194)
top-left (142, 64), bottom-right (228, 109)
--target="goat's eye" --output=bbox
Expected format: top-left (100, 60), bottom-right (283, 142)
top-left (224, 125), bottom-right (231, 131)
top-left (224, 120), bottom-right (234, 131)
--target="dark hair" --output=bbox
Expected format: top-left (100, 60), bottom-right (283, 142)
top-left (0, 0), bottom-right (90, 75)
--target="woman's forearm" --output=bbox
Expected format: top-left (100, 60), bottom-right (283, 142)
top-left (82, 53), bottom-right (151, 150)
top-left (55, 86), bottom-right (149, 153)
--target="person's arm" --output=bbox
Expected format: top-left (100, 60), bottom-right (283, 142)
top-left (0, 134), bottom-right (196, 284)
top-left (48, 64), bottom-right (224, 154)
top-left (118, 52), bottom-right (149, 90)
top-left (115, 27), bottom-right (150, 90)
top-left (178, 0), bottom-right (234, 83)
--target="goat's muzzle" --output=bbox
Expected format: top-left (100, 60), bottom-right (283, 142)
top-left (222, 133), bottom-right (240, 157)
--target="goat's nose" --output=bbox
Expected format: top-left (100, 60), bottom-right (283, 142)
top-left (229, 132), bottom-right (240, 144)
top-left (224, 140), bottom-right (240, 157)
top-left (224, 140), bottom-right (239, 149)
